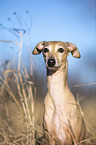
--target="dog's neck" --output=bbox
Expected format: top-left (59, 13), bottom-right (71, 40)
top-left (47, 61), bottom-right (69, 107)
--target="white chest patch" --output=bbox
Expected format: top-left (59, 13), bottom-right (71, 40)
top-left (52, 109), bottom-right (66, 143)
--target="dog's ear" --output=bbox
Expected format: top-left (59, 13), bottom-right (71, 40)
top-left (32, 41), bottom-right (47, 55)
top-left (65, 42), bottom-right (81, 58)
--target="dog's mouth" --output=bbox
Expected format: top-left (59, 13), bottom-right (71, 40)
top-left (47, 64), bottom-right (62, 71)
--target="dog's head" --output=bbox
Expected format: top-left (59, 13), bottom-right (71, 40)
top-left (32, 41), bottom-right (80, 71)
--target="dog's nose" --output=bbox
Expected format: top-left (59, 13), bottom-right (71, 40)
top-left (47, 59), bottom-right (56, 67)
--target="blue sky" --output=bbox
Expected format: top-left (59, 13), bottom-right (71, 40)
top-left (0, 0), bottom-right (96, 83)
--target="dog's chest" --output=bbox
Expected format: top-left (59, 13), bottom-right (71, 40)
top-left (48, 74), bottom-right (66, 106)
top-left (52, 108), bottom-right (70, 144)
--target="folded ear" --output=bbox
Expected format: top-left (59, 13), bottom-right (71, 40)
top-left (65, 42), bottom-right (81, 58)
top-left (32, 41), bottom-right (47, 55)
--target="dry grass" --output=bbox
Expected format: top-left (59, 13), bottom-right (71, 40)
top-left (0, 27), bottom-right (45, 144)
top-left (0, 33), bottom-right (35, 144)
top-left (0, 68), bottom-right (39, 144)
top-left (0, 13), bottom-right (47, 144)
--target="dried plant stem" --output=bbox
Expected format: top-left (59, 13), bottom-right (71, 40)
top-left (29, 85), bottom-right (35, 145)
top-left (18, 34), bottom-right (23, 71)
top-left (15, 73), bottom-right (28, 120)
top-left (74, 82), bottom-right (96, 87)
top-left (68, 120), bottom-right (77, 145)
top-left (78, 136), bottom-right (96, 144)
top-left (0, 40), bottom-right (19, 44)
top-left (22, 85), bottom-right (35, 145)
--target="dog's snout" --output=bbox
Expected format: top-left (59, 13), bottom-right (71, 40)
top-left (47, 59), bottom-right (56, 67)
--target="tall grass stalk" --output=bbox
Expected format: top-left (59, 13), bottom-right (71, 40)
top-left (18, 33), bottom-right (23, 72)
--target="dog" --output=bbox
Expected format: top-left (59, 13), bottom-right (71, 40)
top-left (32, 41), bottom-right (86, 145)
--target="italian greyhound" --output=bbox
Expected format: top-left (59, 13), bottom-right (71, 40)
top-left (32, 41), bottom-right (86, 145)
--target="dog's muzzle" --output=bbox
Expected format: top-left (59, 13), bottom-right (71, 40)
top-left (47, 58), bottom-right (56, 67)
top-left (47, 58), bottom-right (62, 71)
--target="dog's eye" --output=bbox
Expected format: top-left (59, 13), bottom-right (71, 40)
top-left (43, 48), bottom-right (49, 53)
top-left (58, 48), bottom-right (65, 53)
